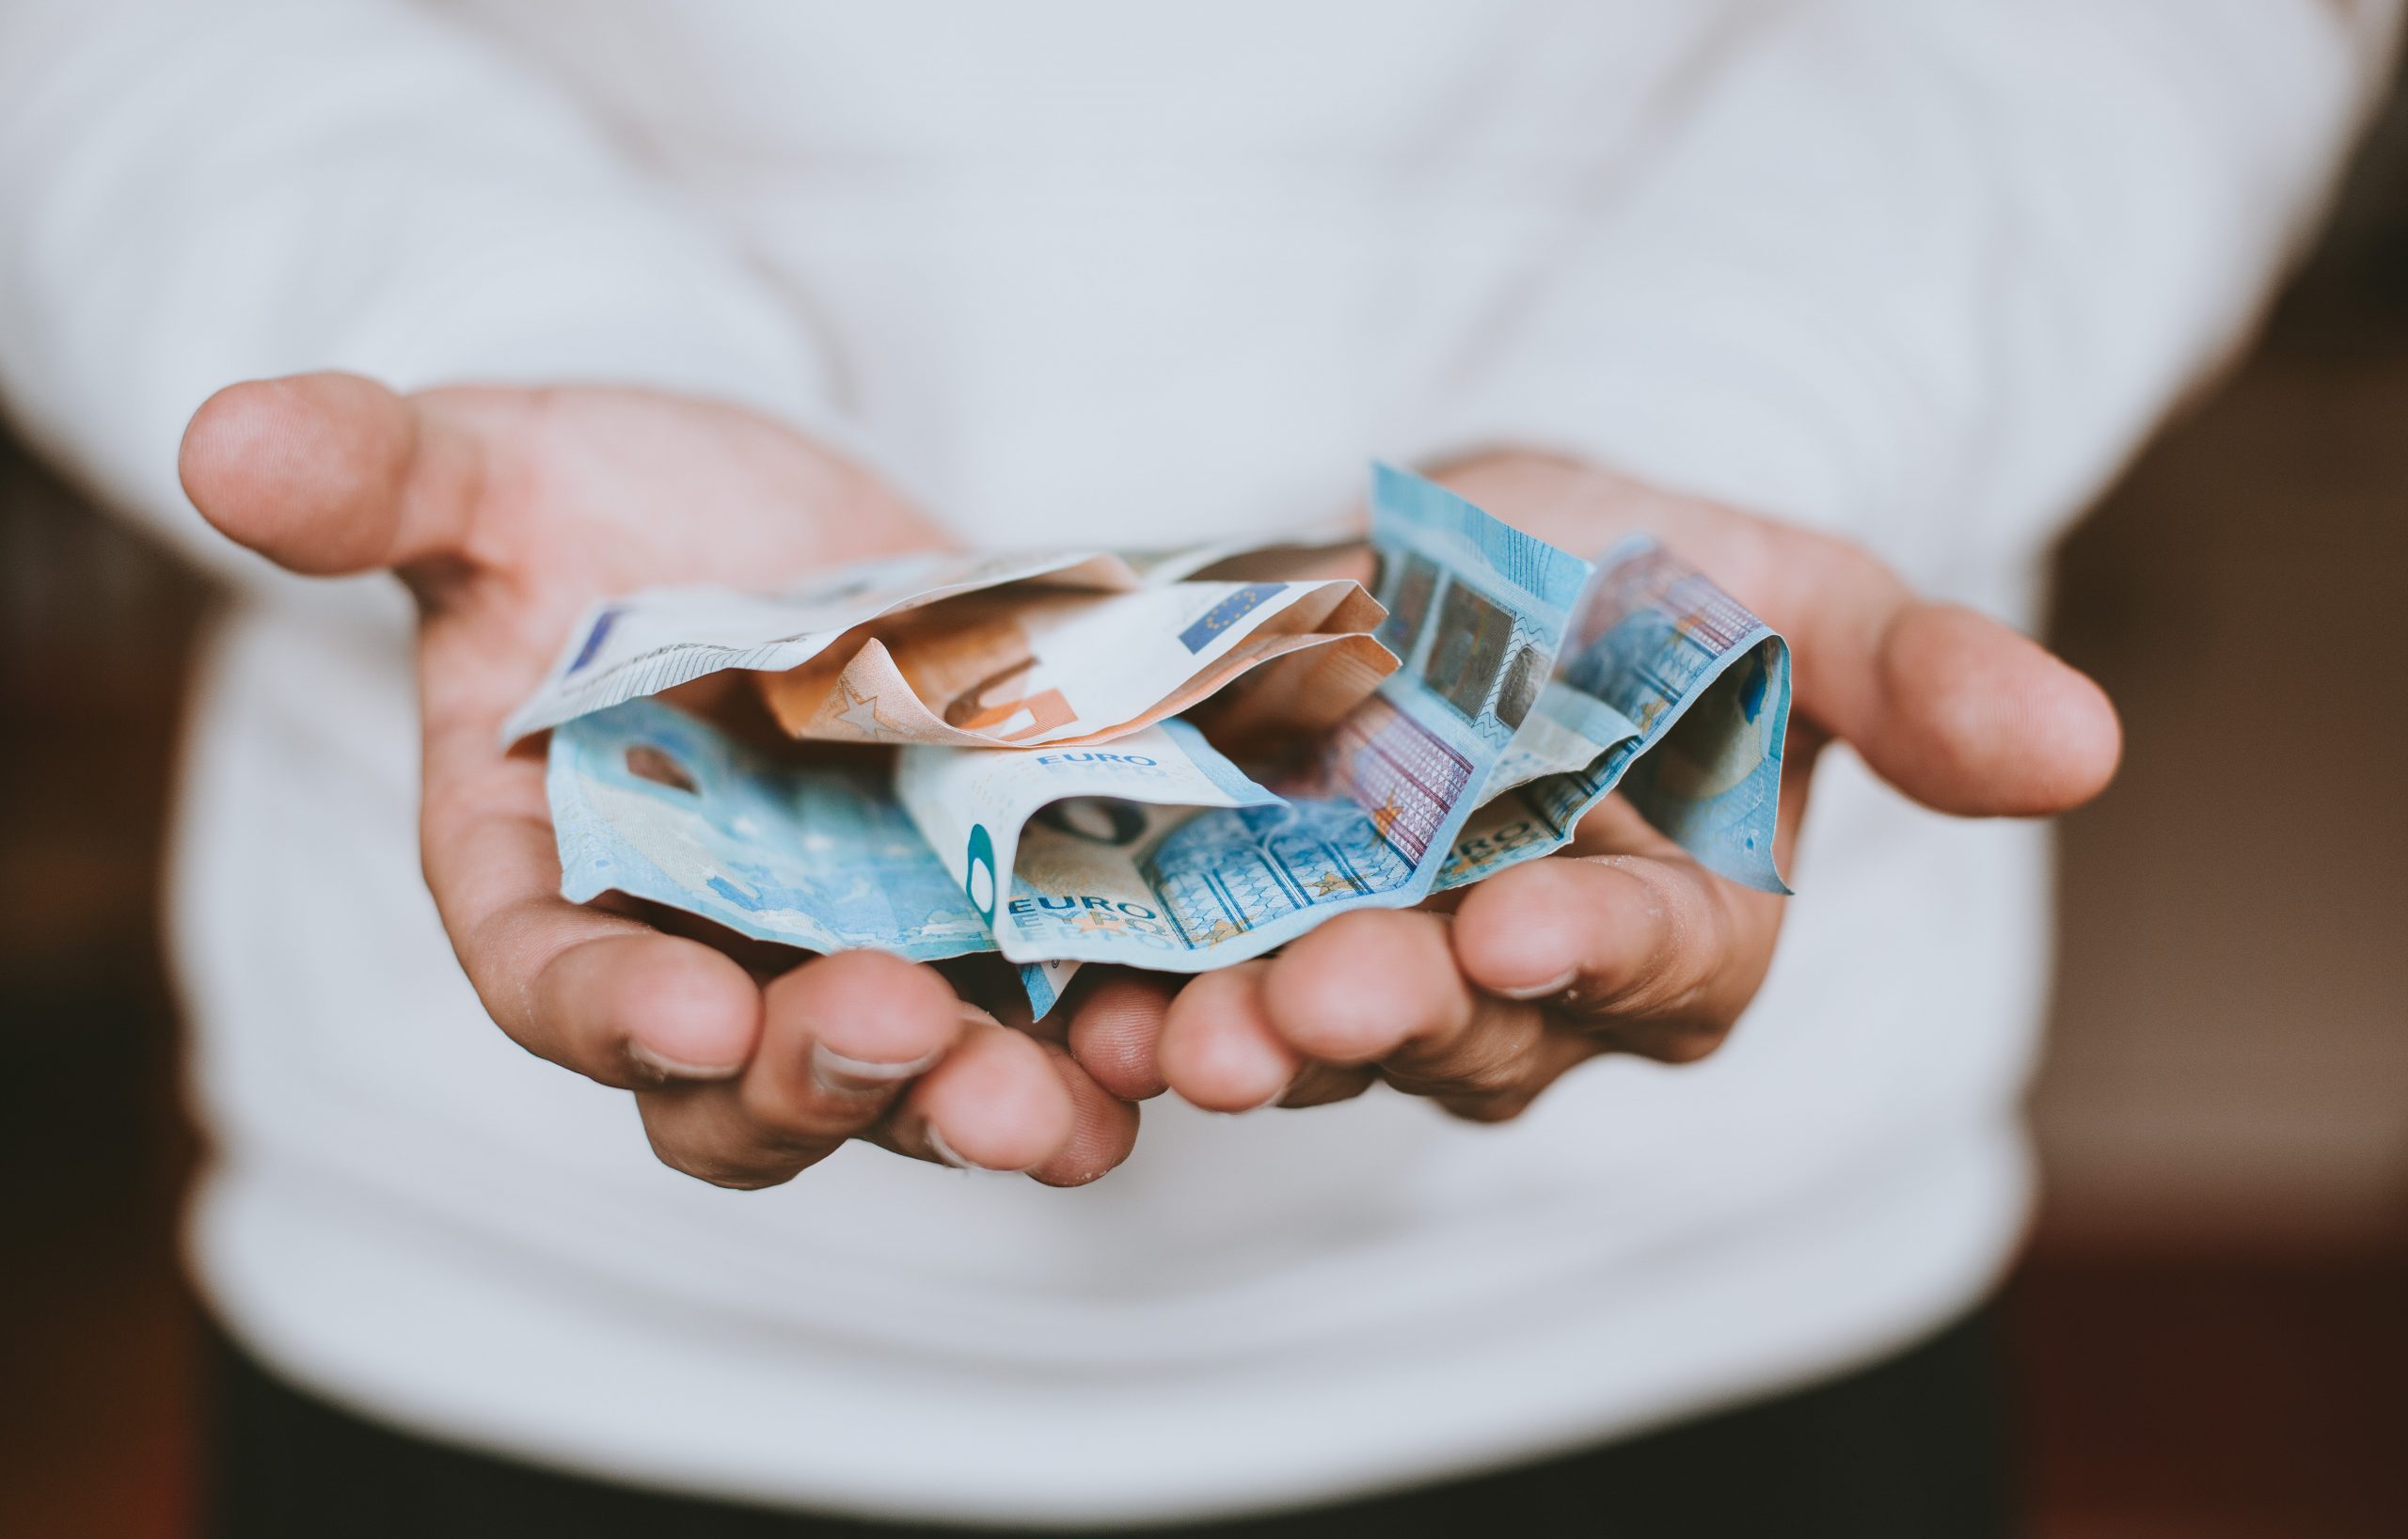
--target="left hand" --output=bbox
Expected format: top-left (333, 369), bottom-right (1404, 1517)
top-left (1058, 452), bottom-right (2123, 1120)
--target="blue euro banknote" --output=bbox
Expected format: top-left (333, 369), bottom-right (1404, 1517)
top-left (549, 697), bottom-right (1291, 965)
top-left (548, 697), bottom-right (994, 961)
top-left (1022, 534), bottom-right (1794, 1013)
top-left (979, 463), bottom-right (1592, 972)
top-left (545, 468), bottom-right (1788, 1021)
top-left (1440, 536), bottom-right (1792, 895)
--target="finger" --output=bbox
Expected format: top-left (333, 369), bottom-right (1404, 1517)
top-left (1156, 963), bottom-right (1299, 1112)
top-left (618, 898), bottom-right (815, 985)
top-left (1257, 910), bottom-right (1476, 1066)
top-left (633, 952), bottom-right (969, 1188)
top-left (1451, 852), bottom-right (1776, 1062)
top-left (1264, 910), bottom-right (1573, 1100)
top-left (202, 377), bottom-right (656, 1093)
top-left (1065, 970), bottom-right (1179, 1102)
top-left (1736, 532), bottom-right (2120, 817)
top-left (883, 1019), bottom-right (1078, 1173)
top-left (739, 952), bottom-right (967, 1134)
top-left (530, 925), bottom-right (764, 1087)
top-left (634, 1086), bottom-right (824, 1191)
top-left (179, 373), bottom-right (481, 579)
top-left (416, 723), bottom-right (763, 1084)
top-left (929, 953), bottom-right (1050, 1037)
top-left (1261, 909), bottom-right (1611, 1111)
top-left (1024, 1045), bottom-right (1142, 1188)
top-left (1421, 1027), bottom-right (1601, 1123)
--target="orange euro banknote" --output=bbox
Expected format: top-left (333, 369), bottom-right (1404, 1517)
top-left (755, 578), bottom-right (1394, 749)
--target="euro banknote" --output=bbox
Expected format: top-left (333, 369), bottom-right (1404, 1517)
top-left (1441, 536), bottom-right (1791, 894)
top-left (895, 726), bottom-right (1284, 930)
top-left (545, 465), bottom-right (1585, 970)
top-left (549, 699), bottom-right (1278, 960)
top-left (509, 548), bottom-right (1149, 743)
top-left (504, 535), bottom-right (1380, 746)
top-left (549, 696), bottom-right (990, 961)
top-left (944, 464), bottom-right (1591, 971)
top-left (1022, 536), bottom-right (1793, 1012)
top-left (755, 576), bottom-right (1393, 749)
top-left (542, 467), bottom-right (1791, 1022)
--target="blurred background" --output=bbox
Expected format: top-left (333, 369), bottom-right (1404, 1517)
top-left (4, 71), bottom-right (2404, 1539)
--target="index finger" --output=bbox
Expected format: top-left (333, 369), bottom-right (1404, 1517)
top-left (422, 726), bottom-right (764, 1088)
top-left (1721, 525), bottom-right (2120, 817)
top-left (1450, 849), bottom-right (1774, 1062)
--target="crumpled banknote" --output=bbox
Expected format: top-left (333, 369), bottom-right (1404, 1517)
top-left (756, 576), bottom-right (1392, 749)
top-left (549, 704), bottom-right (1273, 962)
top-left (1021, 532), bottom-right (1794, 1011)
top-left (505, 536), bottom-right (1388, 748)
top-left (540, 464), bottom-right (1793, 1019)
top-left (1440, 535), bottom-right (1792, 895)
top-left (968, 464), bottom-right (1590, 971)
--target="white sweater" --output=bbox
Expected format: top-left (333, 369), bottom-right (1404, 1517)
top-left (0, 1), bottom-right (2385, 1525)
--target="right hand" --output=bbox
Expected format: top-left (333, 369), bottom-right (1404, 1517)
top-left (1057, 452), bottom-right (2121, 1126)
top-left (181, 373), bottom-right (1138, 1188)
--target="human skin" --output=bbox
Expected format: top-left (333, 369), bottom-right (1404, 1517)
top-left (181, 372), bottom-right (1138, 1188)
top-left (1066, 452), bottom-right (2122, 1121)
top-left (182, 380), bottom-right (2117, 1179)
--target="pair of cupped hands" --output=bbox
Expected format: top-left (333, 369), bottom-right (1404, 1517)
top-left (181, 375), bottom-right (2120, 1188)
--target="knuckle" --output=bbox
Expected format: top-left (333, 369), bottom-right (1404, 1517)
top-left (649, 1140), bottom-right (778, 1190)
top-left (641, 1116), bottom-right (807, 1190)
top-left (1437, 1089), bottom-right (1537, 1124)
top-left (1630, 1019), bottom-right (1733, 1066)
top-left (1621, 874), bottom-right (1743, 1023)
top-left (664, 1141), bottom-right (802, 1189)
top-left (1397, 1016), bottom-right (1545, 1100)
top-left (1278, 1066), bottom-right (1376, 1108)
top-left (1441, 1051), bottom-right (1536, 1099)
top-left (689, 1163), bottom-right (793, 1192)
top-left (734, 1085), bottom-right (832, 1139)
top-left (737, 1052), bottom-right (908, 1136)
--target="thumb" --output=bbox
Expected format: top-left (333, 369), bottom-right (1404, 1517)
top-left (179, 371), bottom-right (478, 579)
top-left (1759, 535), bottom-right (2122, 818)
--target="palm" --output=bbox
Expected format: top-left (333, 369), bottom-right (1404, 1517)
top-left (1076, 451), bottom-right (2121, 1121)
top-left (182, 373), bottom-right (1133, 1188)
top-left (403, 384), bottom-right (939, 727)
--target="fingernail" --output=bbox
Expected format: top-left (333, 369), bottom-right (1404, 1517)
top-left (923, 1124), bottom-right (1022, 1174)
top-left (627, 1041), bottom-right (745, 1083)
top-left (810, 1042), bottom-right (943, 1097)
top-left (1489, 969), bottom-right (1579, 1003)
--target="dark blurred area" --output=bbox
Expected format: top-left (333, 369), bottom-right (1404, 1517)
top-left (5, 85), bottom-right (2406, 1539)
top-left (2010, 71), bottom-right (2408, 1538)
top-left (0, 428), bottom-right (205, 1533)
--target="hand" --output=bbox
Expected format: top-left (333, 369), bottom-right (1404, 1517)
top-left (1060, 452), bottom-right (2123, 1120)
top-left (181, 373), bottom-right (1138, 1186)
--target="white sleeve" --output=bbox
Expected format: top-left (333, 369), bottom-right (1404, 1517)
top-left (0, 0), bottom-right (843, 588)
top-left (1408, 0), bottom-right (2399, 578)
